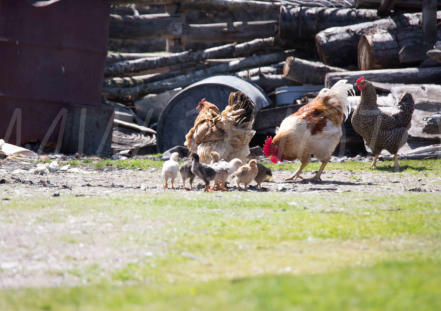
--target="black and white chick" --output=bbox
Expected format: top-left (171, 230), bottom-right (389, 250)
top-left (190, 153), bottom-right (216, 192)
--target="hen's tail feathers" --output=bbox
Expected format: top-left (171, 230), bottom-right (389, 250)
top-left (263, 136), bottom-right (273, 157)
top-left (395, 92), bottom-right (415, 127)
top-left (329, 79), bottom-right (355, 120)
top-left (227, 91), bottom-right (255, 124)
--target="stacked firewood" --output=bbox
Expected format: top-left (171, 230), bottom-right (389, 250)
top-left (105, 0), bottom-right (441, 156)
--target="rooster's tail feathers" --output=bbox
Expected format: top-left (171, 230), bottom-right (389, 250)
top-left (329, 79), bottom-right (355, 120)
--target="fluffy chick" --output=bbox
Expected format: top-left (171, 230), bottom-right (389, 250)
top-left (210, 151), bottom-right (229, 191)
top-left (161, 152), bottom-right (179, 189)
top-left (255, 164), bottom-right (272, 190)
top-left (179, 160), bottom-right (195, 190)
top-left (190, 153), bottom-right (216, 192)
top-left (228, 158), bottom-right (243, 175)
top-left (232, 159), bottom-right (258, 191)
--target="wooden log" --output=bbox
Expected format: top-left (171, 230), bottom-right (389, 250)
top-left (181, 21), bottom-right (277, 45)
top-left (165, 3), bottom-right (183, 53)
top-left (106, 52), bottom-right (173, 65)
top-left (112, 0), bottom-right (176, 5)
top-left (112, 0), bottom-right (281, 12)
top-left (105, 37), bottom-right (275, 76)
top-left (283, 56), bottom-right (347, 84)
top-left (422, 113), bottom-right (441, 134)
top-left (107, 38), bottom-right (166, 53)
top-left (325, 66), bottom-right (441, 88)
top-left (245, 74), bottom-right (301, 93)
top-left (358, 27), bottom-right (441, 70)
top-left (427, 48), bottom-right (441, 63)
top-left (181, 0), bottom-right (280, 14)
top-left (399, 45), bottom-right (429, 65)
top-left (315, 12), bottom-right (439, 67)
top-left (378, 0), bottom-right (396, 16)
top-left (114, 119), bottom-right (157, 135)
top-left (423, 0), bottom-right (438, 49)
top-left (355, 0), bottom-right (441, 10)
top-left (183, 8), bottom-right (278, 25)
top-left (103, 51), bottom-right (291, 102)
top-left (278, 6), bottom-right (379, 43)
top-left (109, 13), bottom-right (181, 39)
top-left (235, 63), bottom-right (284, 78)
top-left (103, 61), bottom-right (209, 89)
top-left (371, 82), bottom-right (441, 105)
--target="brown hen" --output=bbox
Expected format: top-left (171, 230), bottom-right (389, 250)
top-left (185, 91), bottom-right (255, 163)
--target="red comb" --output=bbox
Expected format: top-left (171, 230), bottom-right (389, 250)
top-left (356, 76), bottom-right (365, 84)
top-left (198, 98), bottom-right (206, 106)
top-left (263, 136), bottom-right (273, 157)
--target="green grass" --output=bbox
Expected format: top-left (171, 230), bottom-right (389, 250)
top-left (1, 191), bottom-right (441, 310)
top-left (64, 157), bottom-right (163, 170)
top-left (263, 158), bottom-right (441, 174)
top-left (59, 158), bottom-right (441, 174)
top-left (1, 259), bottom-right (440, 311)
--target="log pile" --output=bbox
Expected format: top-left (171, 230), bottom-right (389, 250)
top-left (105, 0), bottom-right (441, 157)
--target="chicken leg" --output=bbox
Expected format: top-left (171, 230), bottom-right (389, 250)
top-left (393, 153), bottom-right (399, 170)
top-left (284, 160), bottom-right (309, 181)
top-left (310, 161), bottom-right (328, 182)
top-left (371, 154), bottom-right (379, 169)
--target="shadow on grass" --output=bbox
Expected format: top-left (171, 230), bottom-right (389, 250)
top-left (282, 179), bottom-right (372, 186)
top-left (375, 165), bottom-right (428, 173)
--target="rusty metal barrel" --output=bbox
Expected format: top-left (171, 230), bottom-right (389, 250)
top-left (0, 0), bottom-right (112, 155)
top-left (156, 75), bottom-right (271, 152)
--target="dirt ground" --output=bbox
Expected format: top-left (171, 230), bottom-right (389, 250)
top-left (0, 157), bottom-right (439, 199)
top-left (0, 158), bottom-right (439, 289)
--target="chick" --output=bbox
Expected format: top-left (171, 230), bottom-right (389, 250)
top-left (179, 160), bottom-right (195, 190)
top-left (255, 163), bottom-right (273, 190)
top-left (161, 152), bottom-right (179, 189)
top-left (190, 153), bottom-right (216, 192)
top-left (210, 151), bottom-right (230, 191)
top-left (232, 159), bottom-right (258, 191)
top-left (228, 158), bottom-right (243, 175)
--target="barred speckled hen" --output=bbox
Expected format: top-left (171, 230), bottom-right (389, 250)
top-left (351, 77), bottom-right (414, 169)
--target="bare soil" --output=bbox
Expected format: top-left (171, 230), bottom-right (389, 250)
top-left (0, 159), bottom-right (439, 199)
